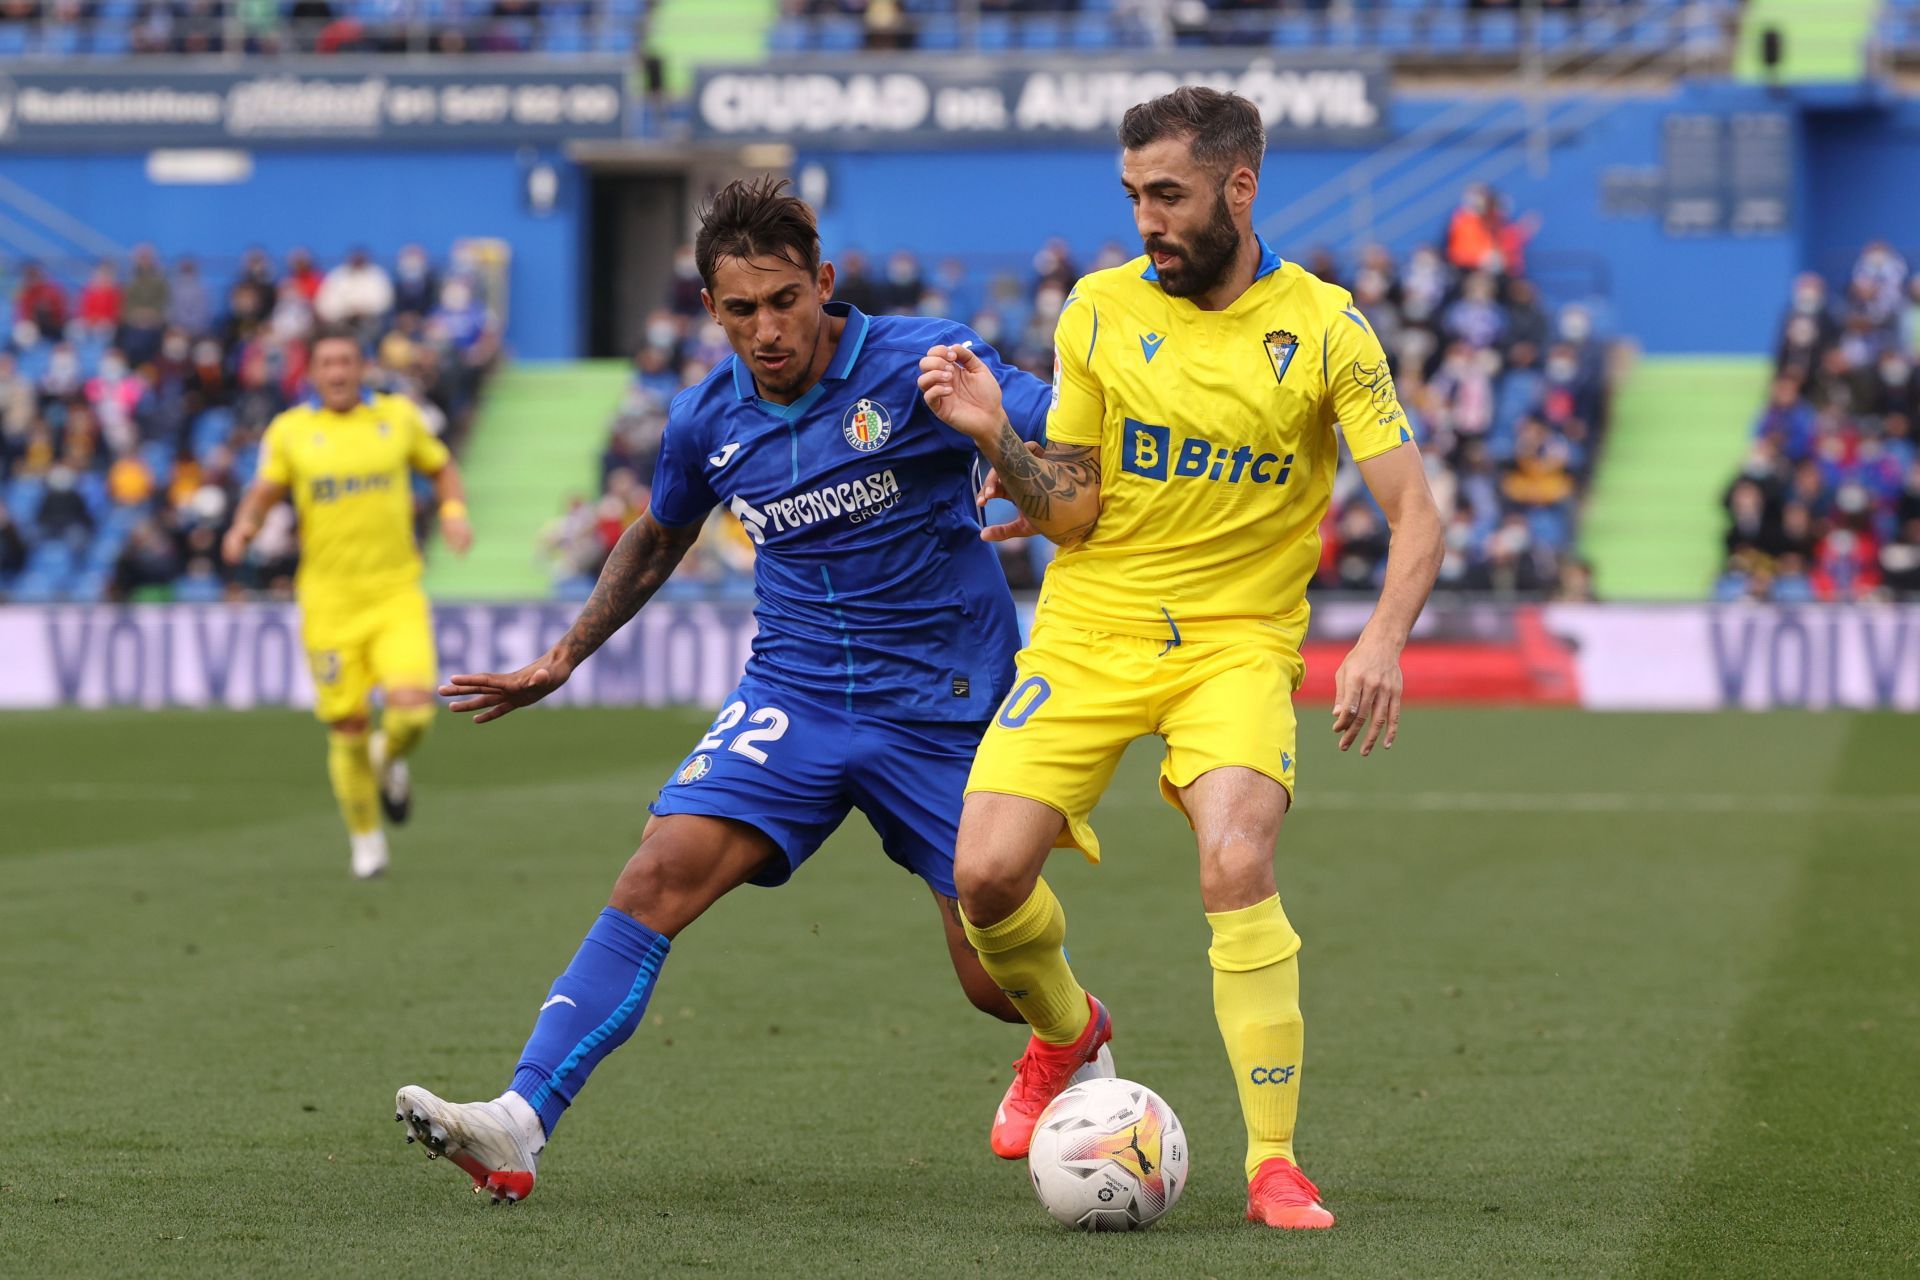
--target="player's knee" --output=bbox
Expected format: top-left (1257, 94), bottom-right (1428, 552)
top-left (1195, 839), bottom-right (1277, 911)
top-left (953, 853), bottom-right (1029, 928)
top-left (610, 825), bottom-right (762, 935)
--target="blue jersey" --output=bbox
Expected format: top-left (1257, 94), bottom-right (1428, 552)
top-left (648, 303), bottom-right (1051, 722)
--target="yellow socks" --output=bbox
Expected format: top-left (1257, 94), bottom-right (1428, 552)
top-left (381, 703), bottom-right (435, 760)
top-left (326, 728), bottom-right (380, 837)
top-left (1208, 894), bottom-right (1306, 1180)
top-left (961, 878), bottom-right (1090, 1045)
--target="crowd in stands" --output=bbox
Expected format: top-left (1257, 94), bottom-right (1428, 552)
top-left (562, 181), bottom-right (1608, 601)
top-left (774, 0), bottom-right (1715, 55)
top-left (0, 1), bottom-right (640, 57)
top-left (0, 244), bottom-right (501, 602)
top-left (1719, 241), bottom-right (1920, 602)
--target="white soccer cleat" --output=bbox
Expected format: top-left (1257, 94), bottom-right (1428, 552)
top-left (1070, 1042), bottom-right (1118, 1087)
top-left (369, 730), bottom-right (412, 825)
top-left (350, 830), bottom-right (390, 880)
top-left (395, 1086), bottom-right (539, 1204)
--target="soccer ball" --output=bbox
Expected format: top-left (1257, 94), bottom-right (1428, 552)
top-left (1027, 1078), bottom-right (1188, 1231)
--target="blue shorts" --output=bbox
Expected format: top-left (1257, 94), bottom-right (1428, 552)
top-left (648, 678), bottom-right (986, 899)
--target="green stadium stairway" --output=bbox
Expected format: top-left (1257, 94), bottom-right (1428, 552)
top-left (649, 0), bottom-right (780, 97)
top-left (423, 361), bottom-right (630, 601)
top-left (1580, 357), bottom-right (1771, 601)
top-left (1735, 0), bottom-right (1877, 83)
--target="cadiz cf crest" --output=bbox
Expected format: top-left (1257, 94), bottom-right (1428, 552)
top-left (1264, 330), bottom-right (1299, 385)
top-left (842, 398), bottom-right (892, 453)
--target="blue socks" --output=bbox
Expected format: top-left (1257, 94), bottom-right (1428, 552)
top-left (508, 907), bottom-right (671, 1139)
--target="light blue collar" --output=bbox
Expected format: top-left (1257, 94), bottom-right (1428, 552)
top-left (1141, 234), bottom-right (1284, 284)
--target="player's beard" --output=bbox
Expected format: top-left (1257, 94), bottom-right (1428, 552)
top-left (1146, 189), bottom-right (1241, 300)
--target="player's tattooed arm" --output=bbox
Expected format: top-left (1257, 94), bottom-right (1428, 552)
top-left (556, 512), bottom-right (703, 665)
top-left (984, 419), bottom-right (1103, 547)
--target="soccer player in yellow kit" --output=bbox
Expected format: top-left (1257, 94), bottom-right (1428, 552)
top-left (223, 323), bottom-right (472, 878)
top-left (918, 87), bottom-right (1444, 1229)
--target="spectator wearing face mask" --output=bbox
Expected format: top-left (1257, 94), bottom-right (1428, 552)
top-left (13, 262), bottom-right (68, 334)
top-left (121, 244), bottom-right (171, 363)
top-left (1446, 184), bottom-right (1498, 273)
top-left (316, 247), bottom-right (395, 338)
top-left (879, 250), bottom-right (923, 315)
top-left (832, 248), bottom-right (881, 314)
top-left (78, 261), bottom-right (124, 336)
top-left (168, 257), bottom-right (213, 336)
top-left (394, 244), bottom-right (439, 319)
top-left (1851, 240), bottom-right (1909, 327)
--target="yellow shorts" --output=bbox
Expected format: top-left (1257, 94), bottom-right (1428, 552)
top-left (299, 585), bottom-right (437, 724)
top-left (965, 620), bottom-right (1303, 860)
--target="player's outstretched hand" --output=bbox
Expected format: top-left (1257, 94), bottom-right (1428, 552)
top-left (977, 441), bottom-right (1042, 542)
top-left (917, 343), bottom-right (1004, 441)
top-left (220, 526), bottom-right (250, 566)
top-left (439, 647), bottom-right (573, 724)
top-left (1331, 635), bottom-right (1403, 756)
top-left (441, 512), bottom-right (474, 555)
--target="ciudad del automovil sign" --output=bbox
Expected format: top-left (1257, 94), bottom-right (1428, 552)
top-left (691, 53), bottom-right (1390, 147)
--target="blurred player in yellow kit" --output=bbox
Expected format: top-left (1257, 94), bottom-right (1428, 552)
top-left (918, 88), bottom-right (1445, 1229)
top-left (224, 323), bottom-right (472, 878)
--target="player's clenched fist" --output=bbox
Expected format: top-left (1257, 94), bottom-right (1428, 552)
top-left (918, 343), bottom-right (1005, 441)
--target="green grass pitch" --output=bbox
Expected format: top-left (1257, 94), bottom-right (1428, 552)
top-left (2, 706), bottom-right (1916, 1277)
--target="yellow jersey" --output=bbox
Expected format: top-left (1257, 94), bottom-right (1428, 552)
top-left (1040, 239), bottom-right (1411, 645)
top-left (258, 390), bottom-right (450, 599)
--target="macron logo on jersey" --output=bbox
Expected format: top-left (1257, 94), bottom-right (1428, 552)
top-left (729, 469), bottom-right (902, 545)
top-left (1140, 332), bottom-right (1167, 363)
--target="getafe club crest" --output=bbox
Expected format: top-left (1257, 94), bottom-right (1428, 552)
top-left (676, 754), bottom-right (712, 785)
top-left (842, 398), bottom-right (892, 453)
top-left (1264, 329), bottom-right (1300, 385)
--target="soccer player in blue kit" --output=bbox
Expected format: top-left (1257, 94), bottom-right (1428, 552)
top-left (392, 178), bottom-right (1107, 1202)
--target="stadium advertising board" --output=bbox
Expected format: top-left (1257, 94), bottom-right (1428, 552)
top-left (0, 63), bottom-right (626, 149)
top-left (691, 54), bottom-right (1389, 146)
top-left (4, 603), bottom-right (1919, 713)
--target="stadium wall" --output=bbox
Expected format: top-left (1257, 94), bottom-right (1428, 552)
top-left (803, 87), bottom-right (1792, 356)
top-left (6, 602), bottom-right (1918, 713)
top-left (0, 146), bottom-right (584, 359)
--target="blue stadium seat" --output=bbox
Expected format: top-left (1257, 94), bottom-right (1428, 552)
top-left (192, 408), bottom-right (236, 461)
top-left (1018, 16), bottom-right (1065, 50)
top-left (1373, 14), bottom-right (1419, 49)
top-left (917, 15), bottom-right (959, 51)
top-left (1536, 12), bottom-right (1575, 49)
top-left (1627, 13), bottom-right (1672, 51)
top-left (87, 26), bottom-right (132, 55)
top-left (1476, 12), bottom-right (1518, 49)
top-left (1325, 16), bottom-right (1360, 46)
top-left (77, 471), bottom-right (109, 520)
top-left (1271, 16), bottom-right (1320, 47)
top-left (140, 441), bottom-right (176, 487)
top-left (28, 540), bottom-right (76, 579)
top-left (174, 573), bottom-right (224, 604)
top-left (10, 572), bottom-right (66, 604)
top-left (767, 17), bottom-right (805, 51)
top-left (593, 21), bottom-right (635, 53)
top-left (29, 24), bottom-right (81, 57)
top-left (976, 15), bottom-right (1013, 51)
top-left (69, 568), bottom-right (112, 603)
top-left (1068, 14), bottom-right (1114, 48)
top-left (0, 24), bottom-right (32, 57)
top-left (5, 476), bottom-right (46, 525)
top-left (541, 18), bottom-right (589, 53)
top-left (815, 17), bottom-right (863, 52)
top-left (1426, 13), bottom-right (1467, 50)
